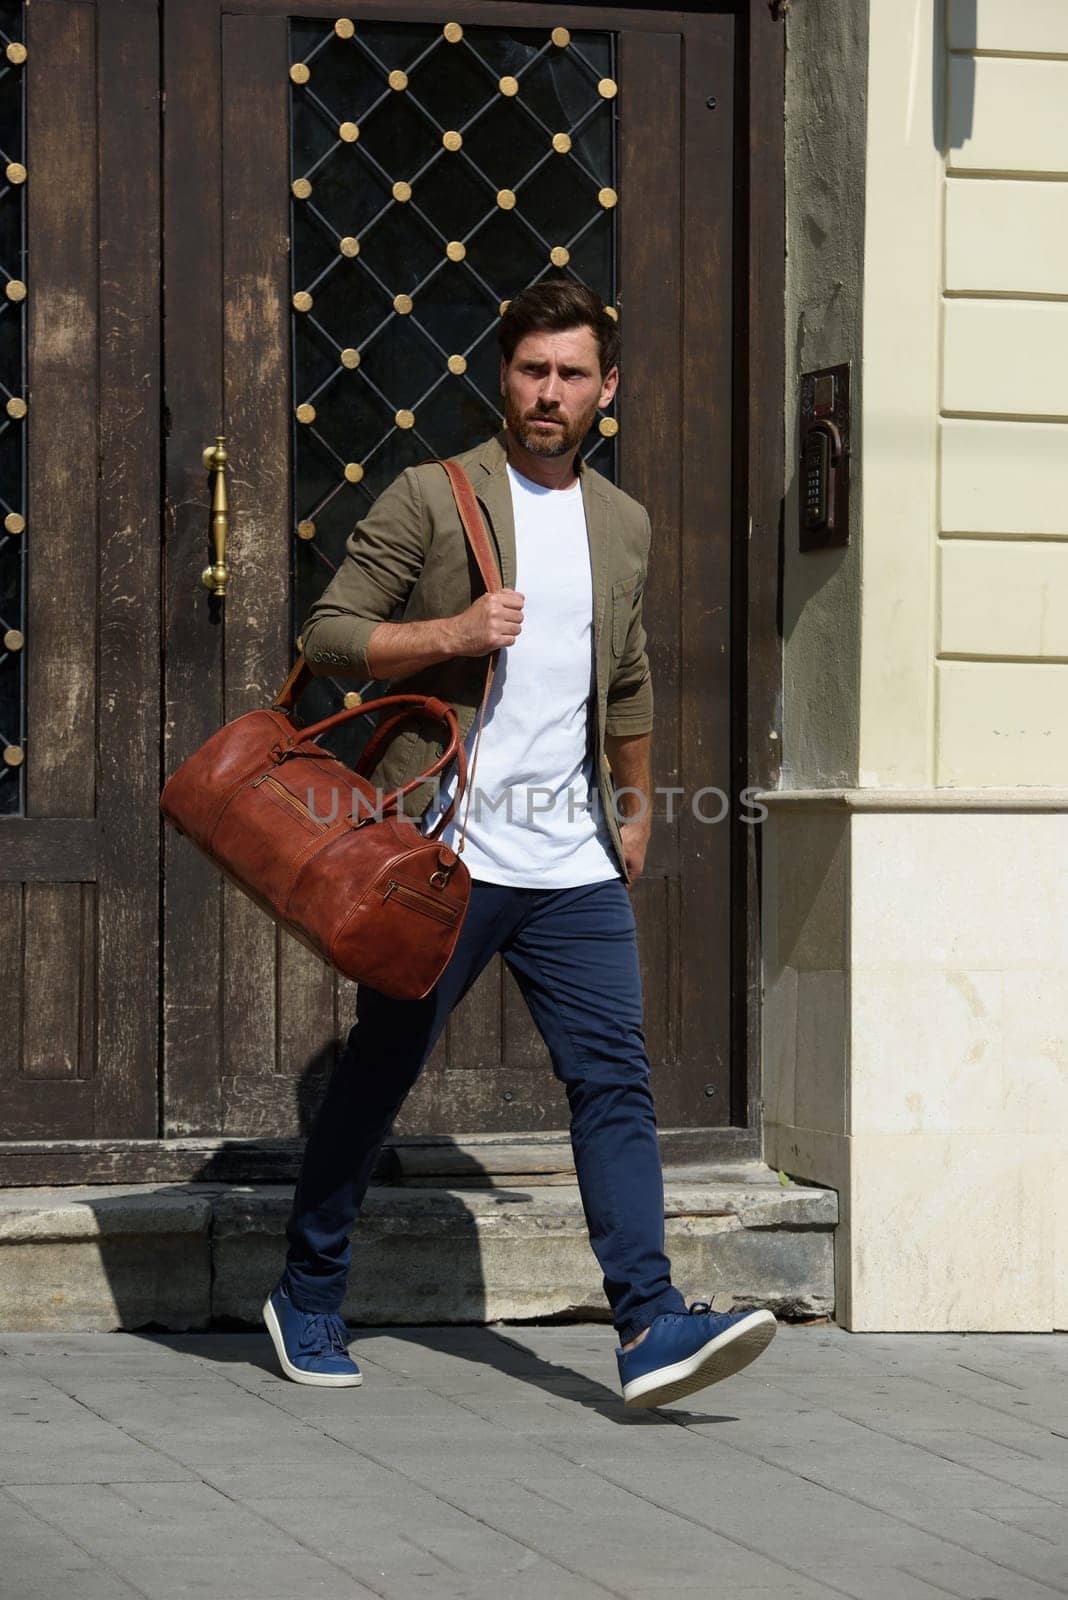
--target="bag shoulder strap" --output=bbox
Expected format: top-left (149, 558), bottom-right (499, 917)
top-left (272, 456), bottom-right (500, 712)
top-left (432, 460), bottom-right (501, 858)
top-left (435, 458), bottom-right (501, 597)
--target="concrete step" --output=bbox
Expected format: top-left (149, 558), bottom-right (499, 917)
top-left (0, 1163), bottom-right (837, 1332)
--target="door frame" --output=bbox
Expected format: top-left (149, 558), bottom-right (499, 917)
top-left (0, 0), bottom-right (783, 1185)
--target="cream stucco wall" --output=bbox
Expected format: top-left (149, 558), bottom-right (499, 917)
top-left (763, 0), bottom-right (1068, 1332)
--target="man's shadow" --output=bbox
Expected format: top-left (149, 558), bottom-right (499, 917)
top-left (158, 1320), bottom-right (737, 1429)
top-left (352, 1325), bottom-right (739, 1428)
top-left (85, 1048), bottom-right (736, 1426)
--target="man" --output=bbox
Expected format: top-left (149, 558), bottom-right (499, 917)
top-left (263, 281), bottom-right (776, 1407)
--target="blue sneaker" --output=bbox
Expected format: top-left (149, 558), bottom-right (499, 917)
top-left (617, 1301), bottom-right (777, 1408)
top-left (263, 1280), bottom-right (363, 1388)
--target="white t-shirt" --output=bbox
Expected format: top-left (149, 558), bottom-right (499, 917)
top-left (419, 462), bottom-right (621, 887)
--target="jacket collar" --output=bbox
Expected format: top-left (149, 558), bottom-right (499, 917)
top-left (468, 430), bottom-right (611, 647)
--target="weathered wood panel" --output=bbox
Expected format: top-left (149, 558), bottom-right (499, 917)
top-left (218, 15), bottom-right (293, 1136)
top-left (25, 1), bottom-right (97, 818)
top-left (674, 12), bottom-right (735, 1127)
top-left (21, 883), bottom-right (84, 1079)
top-left (619, 26), bottom-right (682, 816)
top-left (0, 820), bottom-right (95, 879)
top-left (162, 0), bottom-right (226, 1135)
top-left (619, 26), bottom-right (683, 1089)
top-left (740, 0), bottom-right (785, 1128)
top-left (95, 0), bottom-right (162, 1136)
top-left (0, 882), bottom-right (23, 1122)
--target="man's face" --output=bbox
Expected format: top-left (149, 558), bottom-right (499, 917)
top-left (499, 325), bottom-right (618, 458)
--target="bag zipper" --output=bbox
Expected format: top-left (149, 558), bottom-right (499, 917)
top-left (253, 772), bottom-right (325, 828)
top-left (382, 878), bottom-right (459, 925)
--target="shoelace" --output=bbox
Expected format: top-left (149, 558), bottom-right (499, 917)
top-left (646, 1301), bottom-right (714, 1332)
top-left (304, 1311), bottom-right (350, 1358)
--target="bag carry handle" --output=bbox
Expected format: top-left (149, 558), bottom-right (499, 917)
top-left (271, 458), bottom-right (504, 854)
top-left (270, 692), bottom-right (468, 838)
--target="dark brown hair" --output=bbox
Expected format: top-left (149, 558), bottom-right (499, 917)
top-left (497, 280), bottom-right (620, 379)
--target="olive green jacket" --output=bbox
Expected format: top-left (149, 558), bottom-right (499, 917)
top-left (301, 428), bottom-right (653, 883)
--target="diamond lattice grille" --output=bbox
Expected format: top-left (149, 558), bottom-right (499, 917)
top-left (0, 0), bottom-right (25, 813)
top-left (288, 16), bottom-right (618, 725)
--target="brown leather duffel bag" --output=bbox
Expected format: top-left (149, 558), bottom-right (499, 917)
top-left (159, 459), bottom-right (500, 1000)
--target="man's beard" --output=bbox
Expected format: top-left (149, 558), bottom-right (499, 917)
top-left (502, 387), bottom-right (600, 458)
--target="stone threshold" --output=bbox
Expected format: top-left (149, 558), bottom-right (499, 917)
top-left (0, 1163), bottom-right (837, 1333)
top-left (754, 785), bottom-right (1068, 811)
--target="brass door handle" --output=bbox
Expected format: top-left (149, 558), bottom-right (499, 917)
top-left (201, 435), bottom-right (229, 595)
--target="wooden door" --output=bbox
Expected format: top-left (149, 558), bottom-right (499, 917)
top-left (162, 2), bottom-right (736, 1148)
top-left (0, 0), bottom-right (160, 1142)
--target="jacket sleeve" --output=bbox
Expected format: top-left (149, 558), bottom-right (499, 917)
top-left (301, 466), bottom-right (429, 680)
top-left (604, 509), bottom-right (654, 738)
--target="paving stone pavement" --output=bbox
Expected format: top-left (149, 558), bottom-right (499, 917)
top-left (1, 1322), bottom-right (1065, 1600)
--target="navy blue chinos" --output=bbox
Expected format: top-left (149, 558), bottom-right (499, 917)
top-left (282, 876), bottom-right (688, 1346)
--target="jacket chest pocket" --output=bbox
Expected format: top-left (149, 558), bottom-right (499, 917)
top-left (610, 569), bottom-right (641, 657)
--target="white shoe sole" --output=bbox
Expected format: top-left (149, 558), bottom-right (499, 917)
top-left (622, 1309), bottom-right (777, 1408)
top-left (262, 1296), bottom-right (364, 1388)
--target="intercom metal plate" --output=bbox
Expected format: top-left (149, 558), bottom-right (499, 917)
top-left (799, 362), bottom-right (851, 551)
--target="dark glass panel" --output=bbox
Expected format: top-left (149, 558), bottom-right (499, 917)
top-left (298, 479), bottom-right (366, 566)
top-left (571, 34), bottom-right (611, 78)
top-left (304, 149), bottom-right (391, 239)
top-left (291, 205), bottom-right (340, 292)
top-left (308, 367), bottom-right (394, 463)
top-left (463, 324), bottom-right (505, 401)
top-left (290, 17), bottom-right (325, 63)
top-left (460, 29), bottom-right (544, 80)
top-left (408, 43), bottom-right (490, 128)
top-left (416, 377), bottom-right (500, 462)
top-left (301, 34), bottom-right (382, 122)
top-left (290, 94), bottom-right (339, 173)
top-left (359, 199), bottom-right (442, 295)
top-left (355, 89), bottom-right (436, 182)
top-left (358, 314), bottom-right (443, 411)
top-left (520, 48), bottom-right (601, 131)
top-left (412, 152), bottom-right (490, 242)
top-left (294, 425), bottom-right (351, 529)
top-left (568, 105), bottom-right (615, 189)
top-left (460, 97), bottom-right (547, 189)
top-left (351, 22), bottom-right (428, 75)
top-left (304, 255), bottom-right (392, 352)
top-left (518, 150), bottom-right (600, 243)
top-left (564, 212), bottom-right (613, 303)
top-left (0, 299), bottom-right (18, 372)
top-left (416, 264), bottom-right (499, 355)
top-left (583, 432), bottom-right (617, 478)
top-left (0, 72), bottom-right (17, 152)
top-left (293, 315), bottom-right (339, 404)
top-left (362, 424), bottom-right (435, 493)
top-left (464, 209), bottom-right (547, 302)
